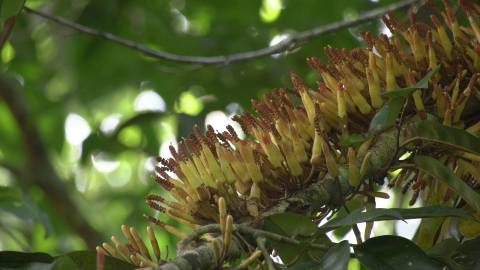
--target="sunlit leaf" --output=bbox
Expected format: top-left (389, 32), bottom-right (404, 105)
top-left (354, 236), bottom-right (443, 270)
top-left (319, 206), bottom-right (472, 232)
top-left (415, 156), bottom-right (480, 212)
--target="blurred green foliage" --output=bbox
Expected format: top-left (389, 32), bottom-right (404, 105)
top-left (0, 0), bottom-right (399, 255)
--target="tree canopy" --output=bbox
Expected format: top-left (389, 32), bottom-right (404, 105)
top-left (1, 0), bottom-right (480, 269)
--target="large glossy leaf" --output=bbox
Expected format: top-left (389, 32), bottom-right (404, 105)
top-left (288, 241), bottom-right (350, 270)
top-left (415, 156), bottom-right (480, 212)
top-left (368, 96), bottom-right (405, 133)
top-left (406, 120), bottom-right (480, 154)
top-left (382, 66), bottom-right (439, 98)
top-left (319, 206), bottom-right (471, 232)
top-left (354, 236), bottom-right (443, 270)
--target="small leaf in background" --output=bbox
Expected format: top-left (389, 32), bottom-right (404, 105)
top-left (319, 206), bottom-right (471, 232)
top-left (381, 66), bottom-right (439, 98)
top-left (452, 236), bottom-right (480, 270)
top-left (339, 133), bottom-right (366, 147)
top-left (354, 236), bottom-right (443, 270)
top-left (415, 155), bottom-right (480, 212)
top-left (406, 120), bottom-right (480, 154)
top-left (369, 96), bottom-right (405, 133)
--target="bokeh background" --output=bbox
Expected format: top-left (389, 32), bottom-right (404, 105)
top-left (0, 0), bottom-right (418, 256)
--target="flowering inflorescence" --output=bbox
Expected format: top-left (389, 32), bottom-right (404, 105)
top-left (144, 0), bottom-right (480, 235)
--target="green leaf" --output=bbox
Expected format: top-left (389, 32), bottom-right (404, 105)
top-left (427, 238), bottom-right (462, 270)
top-left (264, 212), bottom-right (331, 265)
top-left (0, 251), bottom-right (54, 268)
top-left (320, 206), bottom-right (472, 232)
top-left (354, 236), bottom-right (443, 270)
top-left (406, 120), bottom-right (480, 154)
top-left (1, 0), bottom-right (25, 20)
top-left (0, 251), bottom-right (135, 270)
top-left (368, 96), bottom-right (405, 133)
top-left (62, 251), bottom-right (135, 270)
top-left (339, 133), bottom-right (366, 147)
top-left (264, 212), bottom-right (318, 237)
top-left (288, 241), bottom-right (350, 270)
top-left (316, 240), bottom-right (350, 270)
top-left (415, 155), bottom-right (480, 212)
top-left (382, 66), bottom-right (439, 98)
top-left (452, 236), bottom-right (480, 270)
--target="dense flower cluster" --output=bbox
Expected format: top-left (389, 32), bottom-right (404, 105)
top-left (143, 0), bottom-right (480, 231)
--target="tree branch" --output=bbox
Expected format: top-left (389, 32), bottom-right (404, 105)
top-left (23, 0), bottom-right (422, 66)
top-left (0, 76), bottom-right (103, 248)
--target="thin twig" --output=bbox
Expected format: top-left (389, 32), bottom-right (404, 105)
top-left (0, 17), bottom-right (17, 51)
top-left (24, 0), bottom-right (422, 66)
top-left (343, 205), bottom-right (363, 244)
top-left (256, 237), bottom-right (276, 270)
top-left (176, 223), bottom-right (332, 255)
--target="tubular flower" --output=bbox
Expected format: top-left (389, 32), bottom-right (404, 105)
top-left (144, 0), bottom-right (480, 234)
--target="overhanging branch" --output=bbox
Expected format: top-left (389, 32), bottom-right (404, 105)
top-left (24, 0), bottom-right (422, 66)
